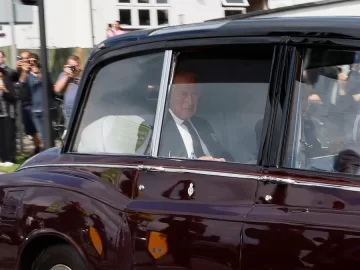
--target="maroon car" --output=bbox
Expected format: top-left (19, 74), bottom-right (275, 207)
top-left (2, 16), bottom-right (360, 270)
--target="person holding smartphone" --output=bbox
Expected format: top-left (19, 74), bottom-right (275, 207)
top-left (54, 55), bottom-right (82, 130)
top-left (0, 67), bottom-right (17, 167)
top-left (106, 21), bottom-right (127, 38)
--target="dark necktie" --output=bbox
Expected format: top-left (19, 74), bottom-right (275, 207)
top-left (183, 120), bottom-right (205, 158)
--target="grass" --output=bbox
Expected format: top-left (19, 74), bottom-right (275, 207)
top-left (0, 154), bottom-right (30, 173)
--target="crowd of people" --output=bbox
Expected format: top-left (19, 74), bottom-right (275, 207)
top-left (0, 20), bottom-right (125, 168)
top-left (0, 50), bottom-right (82, 167)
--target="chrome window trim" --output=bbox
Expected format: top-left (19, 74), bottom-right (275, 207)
top-left (259, 175), bottom-right (360, 193)
top-left (151, 50), bottom-right (173, 156)
top-left (17, 163), bottom-right (259, 180)
top-left (16, 163), bottom-right (360, 193)
top-left (17, 163), bottom-right (139, 171)
top-left (290, 55), bottom-right (304, 168)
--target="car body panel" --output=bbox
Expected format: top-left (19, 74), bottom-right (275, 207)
top-left (127, 158), bottom-right (261, 269)
top-left (243, 168), bottom-right (360, 270)
top-left (0, 166), bottom-right (135, 269)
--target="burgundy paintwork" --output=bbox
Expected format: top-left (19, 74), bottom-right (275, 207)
top-left (3, 16), bottom-right (360, 270)
top-left (0, 152), bottom-right (261, 270)
top-left (4, 150), bottom-right (360, 270)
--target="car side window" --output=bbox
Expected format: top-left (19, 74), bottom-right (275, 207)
top-left (72, 52), bottom-right (165, 155)
top-left (283, 48), bottom-right (360, 175)
top-left (158, 46), bottom-right (273, 164)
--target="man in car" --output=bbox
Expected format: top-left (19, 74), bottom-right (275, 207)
top-left (159, 70), bottom-right (233, 162)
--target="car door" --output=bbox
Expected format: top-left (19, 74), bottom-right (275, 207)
top-left (243, 46), bottom-right (360, 270)
top-left (125, 43), bottom-right (279, 269)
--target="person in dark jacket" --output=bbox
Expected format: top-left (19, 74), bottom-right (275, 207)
top-left (0, 51), bottom-right (18, 83)
top-left (19, 55), bottom-right (54, 142)
top-left (17, 51), bottom-right (42, 154)
top-left (0, 67), bottom-right (17, 166)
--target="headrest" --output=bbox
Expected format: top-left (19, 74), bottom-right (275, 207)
top-left (77, 115), bottom-right (152, 155)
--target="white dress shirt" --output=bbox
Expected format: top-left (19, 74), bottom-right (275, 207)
top-left (169, 109), bottom-right (210, 158)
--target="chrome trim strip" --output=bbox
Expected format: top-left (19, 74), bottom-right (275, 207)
top-left (17, 163), bottom-right (139, 171)
top-left (140, 165), bottom-right (259, 179)
top-left (17, 163), bottom-right (259, 180)
top-left (150, 50), bottom-right (173, 156)
top-left (259, 175), bottom-right (360, 193)
top-left (16, 163), bottom-right (360, 193)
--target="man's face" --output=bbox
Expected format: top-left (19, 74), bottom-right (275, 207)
top-left (20, 52), bottom-right (30, 62)
top-left (169, 73), bottom-right (199, 121)
top-left (114, 21), bottom-right (120, 29)
top-left (0, 52), bottom-right (5, 65)
top-left (67, 59), bottom-right (80, 72)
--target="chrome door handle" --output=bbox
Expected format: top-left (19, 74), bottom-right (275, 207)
top-left (138, 165), bottom-right (165, 172)
top-left (289, 208), bottom-right (309, 213)
top-left (265, 195), bottom-right (272, 202)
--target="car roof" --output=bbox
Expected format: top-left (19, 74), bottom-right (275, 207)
top-left (208, 0), bottom-right (358, 21)
top-left (88, 16), bottom-right (360, 61)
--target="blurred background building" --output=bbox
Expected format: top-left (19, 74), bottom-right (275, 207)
top-left (0, 0), bottom-right (359, 72)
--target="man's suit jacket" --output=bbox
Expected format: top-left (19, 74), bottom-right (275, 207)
top-left (159, 114), bottom-right (234, 162)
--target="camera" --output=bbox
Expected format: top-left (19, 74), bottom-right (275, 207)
top-left (69, 66), bottom-right (76, 72)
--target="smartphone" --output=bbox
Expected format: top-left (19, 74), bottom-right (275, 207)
top-left (108, 23), bottom-right (112, 28)
top-left (16, 55), bottom-right (23, 61)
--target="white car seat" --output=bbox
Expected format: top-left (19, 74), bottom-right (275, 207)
top-left (77, 115), bottom-right (152, 155)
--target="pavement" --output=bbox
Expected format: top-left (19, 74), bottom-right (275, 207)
top-left (0, 135), bottom-right (61, 175)
top-left (16, 134), bottom-right (61, 155)
top-left (17, 135), bottom-right (36, 156)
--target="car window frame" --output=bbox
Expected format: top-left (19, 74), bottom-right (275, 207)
top-left (155, 45), bottom-right (280, 165)
top-left (275, 43), bottom-right (360, 180)
top-left (63, 41), bottom-right (170, 155)
top-left (63, 37), bottom-right (288, 169)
